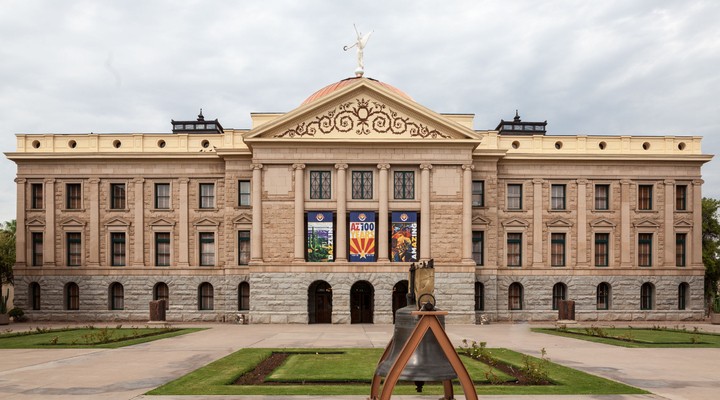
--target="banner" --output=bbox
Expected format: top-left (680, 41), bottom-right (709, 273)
top-left (391, 211), bottom-right (418, 262)
top-left (307, 212), bottom-right (334, 262)
top-left (349, 212), bottom-right (376, 262)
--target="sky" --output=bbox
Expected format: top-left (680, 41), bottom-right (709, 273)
top-left (0, 0), bottom-right (718, 223)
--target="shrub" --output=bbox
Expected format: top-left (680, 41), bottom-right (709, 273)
top-left (712, 296), bottom-right (720, 313)
top-left (9, 307), bottom-right (26, 322)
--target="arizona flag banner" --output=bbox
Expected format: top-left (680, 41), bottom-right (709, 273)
top-left (349, 212), bottom-right (376, 262)
top-left (391, 211), bottom-right (418, 262)
top-left (307, 212), bottom-right (334, 262)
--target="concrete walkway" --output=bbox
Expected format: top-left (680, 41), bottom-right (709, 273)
top-left (0, 322), bottom-right (718, 400)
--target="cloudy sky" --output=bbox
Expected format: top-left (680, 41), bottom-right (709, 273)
top-left (0, 0), bottom-right (718, 222)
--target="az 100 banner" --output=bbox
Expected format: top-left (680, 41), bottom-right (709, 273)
top-left (391, 211), bottom-right (418, 262)
top-left (349, 212), bottom-right (376, 262)
top-left (307, 212), bottom-right (334, 262)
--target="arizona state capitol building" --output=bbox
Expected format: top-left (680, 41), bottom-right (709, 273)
top-left (6, 75), bottom-right (711, 324)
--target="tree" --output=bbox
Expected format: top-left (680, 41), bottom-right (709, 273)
top-left (0, 220), bottom-right (15, 294)
top-left (702, 198), bottom-right (720, 306)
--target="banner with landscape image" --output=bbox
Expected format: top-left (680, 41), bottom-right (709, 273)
top-left (307, 212), bottom-right (334, 262)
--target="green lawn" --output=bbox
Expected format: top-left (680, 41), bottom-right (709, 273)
top-left (534, 327), bottom-right (720, 348)
top-left (148, 347), bottom-right (647, 396)
top-left (0, 326), bottom-right (202, 348)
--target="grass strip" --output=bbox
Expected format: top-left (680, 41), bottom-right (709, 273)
top-left (0, 327), bottom-right (202, 349)
top-left (534, 327), bottom-right (720, 348)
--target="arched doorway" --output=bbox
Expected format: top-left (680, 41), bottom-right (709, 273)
top-left (392, 280), bottom-right (409, 323)
top-left (308, 280), bottom-right (332, 324)
top-left (350, 281), bottom-right (374, 324)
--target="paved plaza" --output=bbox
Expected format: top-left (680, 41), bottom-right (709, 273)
top-left (0, 322), bottom-right (718, 400)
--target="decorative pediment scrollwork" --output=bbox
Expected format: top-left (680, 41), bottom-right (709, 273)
top-left (275, 98), bottom-right (452, 139)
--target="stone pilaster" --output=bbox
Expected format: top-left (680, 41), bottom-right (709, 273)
top-left (293, 164), bottom-right (306, 261)
top-left (692, 179), bottom-right (703, 267)
top-left (88, 178), bottom-right (100, 267)
top-left (251, 164), bottom-right (263, 261)
top-left (420, 163), bottom-right (432, 259)
top-left (462, 164), bottom-right (474, 262)
top-left (532, 178), bottom-right (543, 266)
top-left (133, 178), bottom-right (145, 266)
top-left (664, 179), bottom-right (675, 266)
top-left (576, 179), bottom-right (588, 266)
top-left (178, 178), bottom-right (189, 267)
top-left (377, 164), bottom-right (390, 262)
top-left (44, 179), bottom-right (55, 266)
top-left (335, 164), bottom-right (348, 261)
top-left (15, 178), bottom-right (26, 267)
top-left (620, 179), bottom-right (631, 267)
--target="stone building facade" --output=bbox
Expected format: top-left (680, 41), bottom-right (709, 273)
top-left (6, 77), bottom-right (711, 323)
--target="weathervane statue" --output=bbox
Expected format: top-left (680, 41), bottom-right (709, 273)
top-left (343, 24), bottom-right (373, 77)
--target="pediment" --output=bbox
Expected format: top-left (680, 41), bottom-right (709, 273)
top-left (26, 217), bottom-right (45, 227)
top-left (149, 218), bottom-right (176, 227)
top-left (546, 217), bottom-right (573, 228)
top-left (674, 219), bottom-right (693, 228)
top-left (472, 215), bottom-right (491, 226)
top-left (245, 79), bottom-right (482, 142)
top-left (104, 217), bottom-right (131, 227)
top-left (233, 213), bottom-right (252, 224)
top-left (60, 217), bottom-right (86, 227)
top-left (590, 218), bottom-right (616, 228)
top-left (633, 218), bottom-right (660, 228)
top-left (502, 218), bottom-right (529, 228)
top-left (193, 218), bottom-right (220, 227)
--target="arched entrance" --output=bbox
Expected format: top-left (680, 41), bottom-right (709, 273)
top-left (392, 280), bottom-right (409, 323)
top-left (350, 281), bottom-right (374, 324)
top-left (308, 281), bottom-right (332, 324)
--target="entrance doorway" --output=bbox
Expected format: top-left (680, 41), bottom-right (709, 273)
top-left (392, 280), bottom-right (409, 323)
top-left (350, 281), bottom-right (374, 324)
top-left (308, 280), bottom-right (332, 324)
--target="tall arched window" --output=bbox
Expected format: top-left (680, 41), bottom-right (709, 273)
top-left (29, 282), bottom-right (41, 310)
top-left (238, 282), bottom-right (250, 311)
top-left (552, 282), bottom-right (567, 310)
top-left (109, 282), bottom-right (124, 310)
top-left (65, 282), bottom-right (79, 310)
top-left (508, 282), bottom-right (523, 310)
top-left (597, 282), bottom-right (610, 310)
top-left (198, 282), bottom-right (214, 310)
top-left (474, 282), bottom-right (484, 311)
top-left (641, 282), bottom-right (654, 310)
top-left (678, 282), bottom-right (689, 310)
top-left (153, 282), bottom-right (169, 310)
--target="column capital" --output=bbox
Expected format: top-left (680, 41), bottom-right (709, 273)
top-left (178, 177), bottom-right (190, 184)
top-left (620, 179), bottom-right (632, 185)
top-left (292, 163), bottom-right (305, 170)
top-left (251, 163), bottom-right (264, 170)
top-left (334, 163), bottom-right (348, 170)
top-left (693, 179), bottom-right (704, 185)
top-left (576, 178), bottom-right (588, 185)
top-left (461, 164), bottom-right (474, 171)
top-left (88, 178), bottom-right (100, 185)
top-left (420, 163), bottom-right (433, 170)
top-left (132, 178), bottom-right (145, 184)
top-left (14, 178), bottom-right (26, 184)
top-left (377, 163), bottom-right (390, 170)
top-left (532, 178), bottom-right (544, 185)
top-left (663, 179), bottom-right (675, 185)
top-left (44, 178), bottom-right (56, 184)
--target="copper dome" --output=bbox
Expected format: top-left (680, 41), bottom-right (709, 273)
top-left (300, 77), bottom-right (412, 106)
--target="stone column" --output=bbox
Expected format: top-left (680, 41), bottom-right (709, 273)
top-left (420, 164), bottom-right (432, 260)
top-left (178, 178), bottom-right (190, 267)
top-left (15, 178), bottom-right (26, 267)
top-left (88, 178), bottom-right (100, 267)
top-left (293, 164), bottom-right (306, 261)
top-left (251, 164), bottom-right (263, 261)
top-left (532, 179), bottom-right (543, 266)
top-left (377, 164), bottom-right (390, 262)
top-left (576, 179), bottom-right (588, 266)
top-left (664, 179), bottom-right (675, 266)
top-left (335, 164), bottom-right (348, 261)
top-left (133, 178), bottom-right (145, 266)
top-left (620, 179), bottom-right (632, 267)
top-left (44, 179), bottom-right (56, 266)
top-left (462, 164), bottom-right (474, 262)
top-left (692, 179), bottom-right (703, 266)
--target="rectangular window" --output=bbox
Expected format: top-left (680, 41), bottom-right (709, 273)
top-left (472, 231), bottom-right (484, 266)
top-left (199, 232), bottom-right (215, 266)
top-left (238, 180), bottom-right (251, 206)
top-left (351, 171), bottom-right (373, 199)
top-left (155, 183), bottom-right (170, 209)
top-left (393, 171), bottom-right (414, 200)
top-left (638, 185), bottom-right (653, 210)
top-left (638, 233), bottom-right (653, 267)
top-left (155, 232), bottom-right (170, 266)
top-left (676, 233), bottom-right (687, 267)
top-left (551, 184), bottom-right (566, 210)
top-left (31, 183), bottom-right (43, 209)
top-left (310, 171), bottom-right (332, 199)
top-left (472, 180), bottom-right (484, 207)
top-left (507, 184), bottom-right (522, 210)
top-left (66, 183), bottom-right (81, 209)
top-left (67, 232), bottom-right (82, 266)
top-left (110, 183), bottom-right (126, 210)
top-left (238, 230), bottom-right (250, 265)
top-left (595, 184), bottom-right (609, 210)
top-left (595, 233), bottom-right (609, 267)
top-left (31, 232), bottom-right (43, 266)
top-left (199, 183), bottom-right (215, 208)
top-left (551, 233), bottom-right (566, 266)
top-left (111, 232), bottom-right (126, 266)
top-left (507, 233), bottom-right (522, 267)
top-left (676, 185), bottom-right (687, 211)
